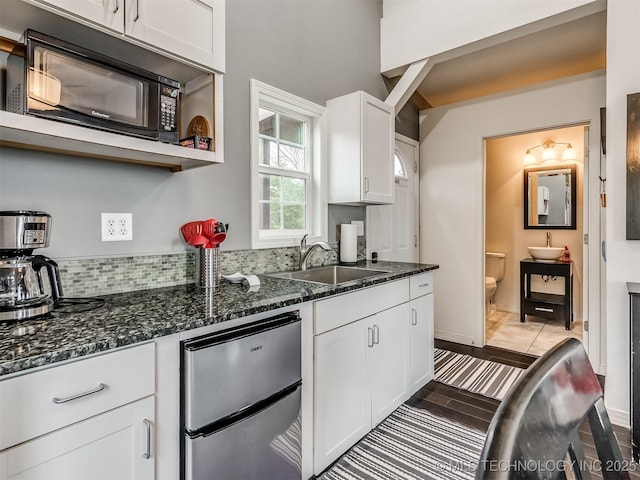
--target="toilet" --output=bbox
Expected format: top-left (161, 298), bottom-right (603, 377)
top-left (485, 252), bottom-right (506, 316)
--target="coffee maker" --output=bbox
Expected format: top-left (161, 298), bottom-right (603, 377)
top-left (0, 211), bottom-right (63, 321)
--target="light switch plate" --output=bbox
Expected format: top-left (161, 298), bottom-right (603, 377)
top-left (351, 220), bottom-right (364, 236)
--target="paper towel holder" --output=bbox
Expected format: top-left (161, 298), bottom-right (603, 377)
top-left (339, 223), bottom-right (358, 265)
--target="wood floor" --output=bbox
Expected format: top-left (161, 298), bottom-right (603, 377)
top-left (406, 340), bottom-right (640, 479)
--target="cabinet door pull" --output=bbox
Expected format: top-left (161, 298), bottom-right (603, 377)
top-left (142, 419), bottom-right (152, 459)
top-left (112, 0), bottom-right (119, 14)
top-left (373, 324), bottom-right (380, 345)
top-left (411, 309), bottom-right (418, 325)
top-left (52, 383), bottom-right (106, 404)
top-left (535, 307), bottom-right (554, 313)
top-left (367, 327), bottom-right (374, 347)
top-left (363, 177), bottom-right (370, 193)
top-left (134, 0), bottom-right (140, 21)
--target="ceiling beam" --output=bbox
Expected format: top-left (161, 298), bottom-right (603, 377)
top-left (384, 58), bottom-right (435, 116)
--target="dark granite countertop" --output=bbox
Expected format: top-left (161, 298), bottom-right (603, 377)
top-left (0, 261), bottom-right (438, 377)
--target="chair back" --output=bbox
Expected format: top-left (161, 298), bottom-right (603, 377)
top-left (476, 338), bottom-right (630, 479)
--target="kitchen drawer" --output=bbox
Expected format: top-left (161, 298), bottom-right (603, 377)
top-left (410, 272), bottom-right (434, 299)
top-left (314, 279), bottom-right (409, 335)
top-left (0, 342), bottom-right (155, 451)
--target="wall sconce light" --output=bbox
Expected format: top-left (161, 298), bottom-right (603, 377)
top-left (523, 141), bottom-right (576, 165)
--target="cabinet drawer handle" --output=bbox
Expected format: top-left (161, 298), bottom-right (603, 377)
top-left (535, 307), bottom-right (554, 313)
top-left (367, 327), bottom-right (374, 348)
top-left (142, 419), bottom-right (151, 459)
top-left (112, 0), bottom-right (119, 14)
top-left (373, 324), bottom-right (380, 345)
top-left (52, 383), bottom-right (106, 404)
top-left (418, 283), bottom-right (430, 288)
top-left (411, 309), bottom-right (418, 325)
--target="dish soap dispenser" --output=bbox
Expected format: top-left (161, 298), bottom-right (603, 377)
top-left (563, 245), bottom-right (571, 262)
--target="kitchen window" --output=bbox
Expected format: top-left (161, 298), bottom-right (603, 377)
top-left (250, 80), bottom-right (327, 248)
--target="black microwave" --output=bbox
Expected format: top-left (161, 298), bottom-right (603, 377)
top-left (6, 30), bottom-right (180, 144)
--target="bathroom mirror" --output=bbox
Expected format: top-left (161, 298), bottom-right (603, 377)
top-left (524, 164), bottom-right (577, 229)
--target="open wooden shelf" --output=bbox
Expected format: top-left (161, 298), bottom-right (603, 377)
top-left (0, 111), bottom-right (222, 172)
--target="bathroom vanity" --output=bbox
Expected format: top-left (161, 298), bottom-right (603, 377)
top-left (520, 258), bottom-right (573, 330)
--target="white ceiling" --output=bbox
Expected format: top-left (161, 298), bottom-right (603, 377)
top-left (400, 11), bottom-right (606, 109)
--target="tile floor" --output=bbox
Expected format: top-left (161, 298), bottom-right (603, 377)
top-left (485, 309), bottom-right (583, 356)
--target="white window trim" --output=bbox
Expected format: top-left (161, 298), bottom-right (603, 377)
top-left (250, 79), bottom-right (327, 249)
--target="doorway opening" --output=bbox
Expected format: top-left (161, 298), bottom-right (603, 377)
top-left (484, 124), bottom-right (588, 356)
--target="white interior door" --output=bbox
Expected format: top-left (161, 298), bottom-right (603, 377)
top-left (367, 133), bottom-right (419, 262)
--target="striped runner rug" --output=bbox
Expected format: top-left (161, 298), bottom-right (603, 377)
top-left (434, 348), bottom-right (524, 400)
top-left (318, 404), bottom-right (485, 480)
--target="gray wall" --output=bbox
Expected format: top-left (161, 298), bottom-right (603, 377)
top-left (0, 0), bottom-right (393, 258)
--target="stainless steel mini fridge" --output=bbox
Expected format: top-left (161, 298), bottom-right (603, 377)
top-left (181, 311), bottom-right (302, 480)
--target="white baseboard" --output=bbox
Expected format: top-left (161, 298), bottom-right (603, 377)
top-left (607, 406), bottom-right (630, 428)
top-left (435, 330), bottom-right (476, 346)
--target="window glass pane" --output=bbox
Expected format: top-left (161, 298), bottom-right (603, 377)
top-left (258, 203), bottom-right (268, 230)
top-left (259, 138), bottom-right (278, 166)
top-left (258, 173), bottom-right (306, 231)
top-left (259, 173), bottom-right (270, 201)
top-left (280, 115), bottom-right (304, 144)
top-left (394, 153), bottom-right (407, 178)
top-left (281, 177), bottom-right (305, 203)
top-left (283, 205), bottom-right (305, 229)
top-left (259, 174), bottom-right (281, 202)
top-left (259, 108), bottom-right (276, 137)
top-left (269, 203), bottom-right (282, 230)
top-left (258, 202), bottom-right (283, 230)
top-left (279, 144), bottom-right (305, 171)
top-left (259, 174), bottom-right (282, 230)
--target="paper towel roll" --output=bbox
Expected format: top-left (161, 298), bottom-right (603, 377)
top-left (340, 224), bottom-right (358, 263)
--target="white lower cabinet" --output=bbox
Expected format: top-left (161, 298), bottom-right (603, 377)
top-left (313, 273), bottom-right (436, 475)
top-left (408, 272), bottom-right (435, 391)
top-left (314, 316), bottom-right (370, 471)
top-left (0, 343), bottom-right (156, 480)
top-left (408, 292), bottom-right (435, 391)
top-left (370, 305), bottom-right (410, 424)
top-left (0, 396), bottom-right (155, 480)
top-left (314, 303), bottom-right (409, 474)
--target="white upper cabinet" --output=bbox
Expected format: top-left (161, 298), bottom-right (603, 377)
top-left (0, 0), bottom-right (225, 170)
top-left (34, 0), bottom-right (125, 32)
top-left (327, 91), bottom-right (394, 205)
top-left (24, 0), bottom-right (225, 72)
top-left (124, 0), bottom-right (224, 72)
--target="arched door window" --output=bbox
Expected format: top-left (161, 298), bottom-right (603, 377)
top-left (394, 152), bottom-right (408, 180)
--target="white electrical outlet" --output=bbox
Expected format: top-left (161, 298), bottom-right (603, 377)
top-left (351, 220), bottom-right (364, 236)
top-left (101, 213), bottom-right (133, 241)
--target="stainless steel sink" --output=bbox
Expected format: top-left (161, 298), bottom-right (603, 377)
top-left (267, 265), bottom-right (389, 285)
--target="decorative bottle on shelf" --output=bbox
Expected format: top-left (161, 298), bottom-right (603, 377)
top-left (563, 245), bottom-right (571, 262)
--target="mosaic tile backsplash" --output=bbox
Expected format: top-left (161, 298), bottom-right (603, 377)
top-left (59, 241), bottom-right (366, 297)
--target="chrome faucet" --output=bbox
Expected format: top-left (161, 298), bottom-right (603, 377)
top-left (299, 234), bottom-right (332, 271)
top-left (546, 232), bottom-right (551, 247)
